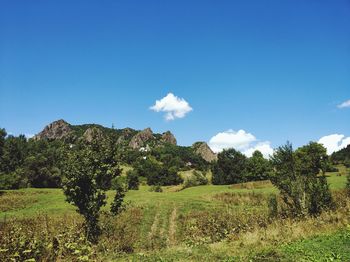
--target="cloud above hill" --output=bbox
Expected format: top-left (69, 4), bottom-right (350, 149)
top-left (208, 129), bottom-right (273, 158)
top-left (150, 93), bottom-right (193, 121)
top-left (337, 99), bottom-right (350, 109)
top-left (318, 134), bottom-right (350, 154)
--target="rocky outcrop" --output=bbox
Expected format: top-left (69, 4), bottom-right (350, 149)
top-left (116, 128), bottom-right (135, 145)
top-left (129, 128), bottom-right (154, 149)
top-left (192, 142), bottom-right (217, 162)
top-left (161, 131), bottom-right (177, 145)
top-left (34, 119), bottom-right (72, 140)
top-left (83, 127), bottom-right (104, 142)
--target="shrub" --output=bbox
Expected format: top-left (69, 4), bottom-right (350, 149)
top-left (0, 170), bottom-right (27, 190)
top-left (149, 184), bottom-right (163, 192)
top-left (126, 170), bottom-right (140, 190)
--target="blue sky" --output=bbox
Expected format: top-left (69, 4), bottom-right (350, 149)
top-left (0, 0), bottom-right (349, 155)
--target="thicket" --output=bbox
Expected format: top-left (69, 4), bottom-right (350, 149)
top-left (126, 170), bottom-right (140, 190)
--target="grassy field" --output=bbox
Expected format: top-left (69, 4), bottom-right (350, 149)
top-left (0, 168), bottom-right (349, 261)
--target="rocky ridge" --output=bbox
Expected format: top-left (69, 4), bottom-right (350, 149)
top-left (192, 142), bottom-right (217, 162)
top-left (34, 120), bottom-right (213, 162)
top-left (34, 119), bottom-right (72, 140)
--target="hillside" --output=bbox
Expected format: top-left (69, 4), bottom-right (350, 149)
top-left (331, 144), bottom-right (350, 166)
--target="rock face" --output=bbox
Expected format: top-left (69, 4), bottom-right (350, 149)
top-left (34, 119), bottom-right (72, 140)
top-left (116, 128), bottom-right (135, 145)
top-left (192, 142), bottom-right (217, 162)
top-left (83, 127), bottom-right (104, 142)
top-left (161, 131), bottom-right (177, 145)
top-left (129, 128), bottom-right (154, 149)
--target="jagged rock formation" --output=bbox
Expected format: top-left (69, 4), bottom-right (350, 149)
top-left (129, 128), bottom-right (154, 149)
top-left (34, 121), bottom-right (215, 165)
top-left (161, 131), bottom-right (177, 145)
top-left (34, 119), bottom-right (72, 140)
top-left (83, 127), bottom-right (104, 142)
top-left (192, 142), bottom-right (217, 162)
top-left (117, 128), bottom-right (136, 145)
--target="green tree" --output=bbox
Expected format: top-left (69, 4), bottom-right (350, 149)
top-left (246, 150), bottom-right (272, 181)
top-left (1, 135), bottom-right (28, 173)
top-left (212, 149), bottom-right (248, 185)
top-left (270, 142), bottom-right (333, 216)
top-left (62, 136), bottom-right (121, 243)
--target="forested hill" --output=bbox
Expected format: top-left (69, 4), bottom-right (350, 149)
top-left (331, 144), bottom-right (350, 167)
top-left (0, 120), bottom-right (216, 189)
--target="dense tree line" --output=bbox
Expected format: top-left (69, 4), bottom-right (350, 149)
top-left (0, 129), bottom-right (68, 189)
top-left (0, 128), bottom-right (194, 189)
top-left (212, 149), bottom-right (272, 185)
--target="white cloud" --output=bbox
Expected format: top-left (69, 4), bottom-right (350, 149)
top-left (208, 129), bottom-right (256, 152)
top-left (25, 134), bottom-right (34, 139)
top-left (243, 141), bottom-right (274, 158)
top-left (150, 93), bottom-right (193, 121)
top-left (318, 134), bottom-right (350, 155)
top-left (337, 99), bottom-right (350, 109)
top-left (208, 129), bottom-right (273, 158)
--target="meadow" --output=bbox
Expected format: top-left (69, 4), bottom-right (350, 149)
top-left (0, 167), bottom-right (349, 261)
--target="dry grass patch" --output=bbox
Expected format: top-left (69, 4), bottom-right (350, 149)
top-left (212, 191), bottom-right (268, 206)
top-left (229, 180), bottom-right (274, 190)
top-left (0, 191), bottom-right (39, 212)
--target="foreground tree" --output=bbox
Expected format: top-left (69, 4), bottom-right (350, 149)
top-left (270, 142), bottom-right (333, 216)
top-left (212, 149), bottom-right (248, 185)
top-left (62, 135), bottom-right (121, 243)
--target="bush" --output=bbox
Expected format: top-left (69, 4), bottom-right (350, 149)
top-left (149, 184), bottom-right (163, 192)
top-left (183, 170), bottom-right (208, 189)
top-left (126, 170), bottom-right (140, 190)
top-left (0, 170), bottom-right (27, 190)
